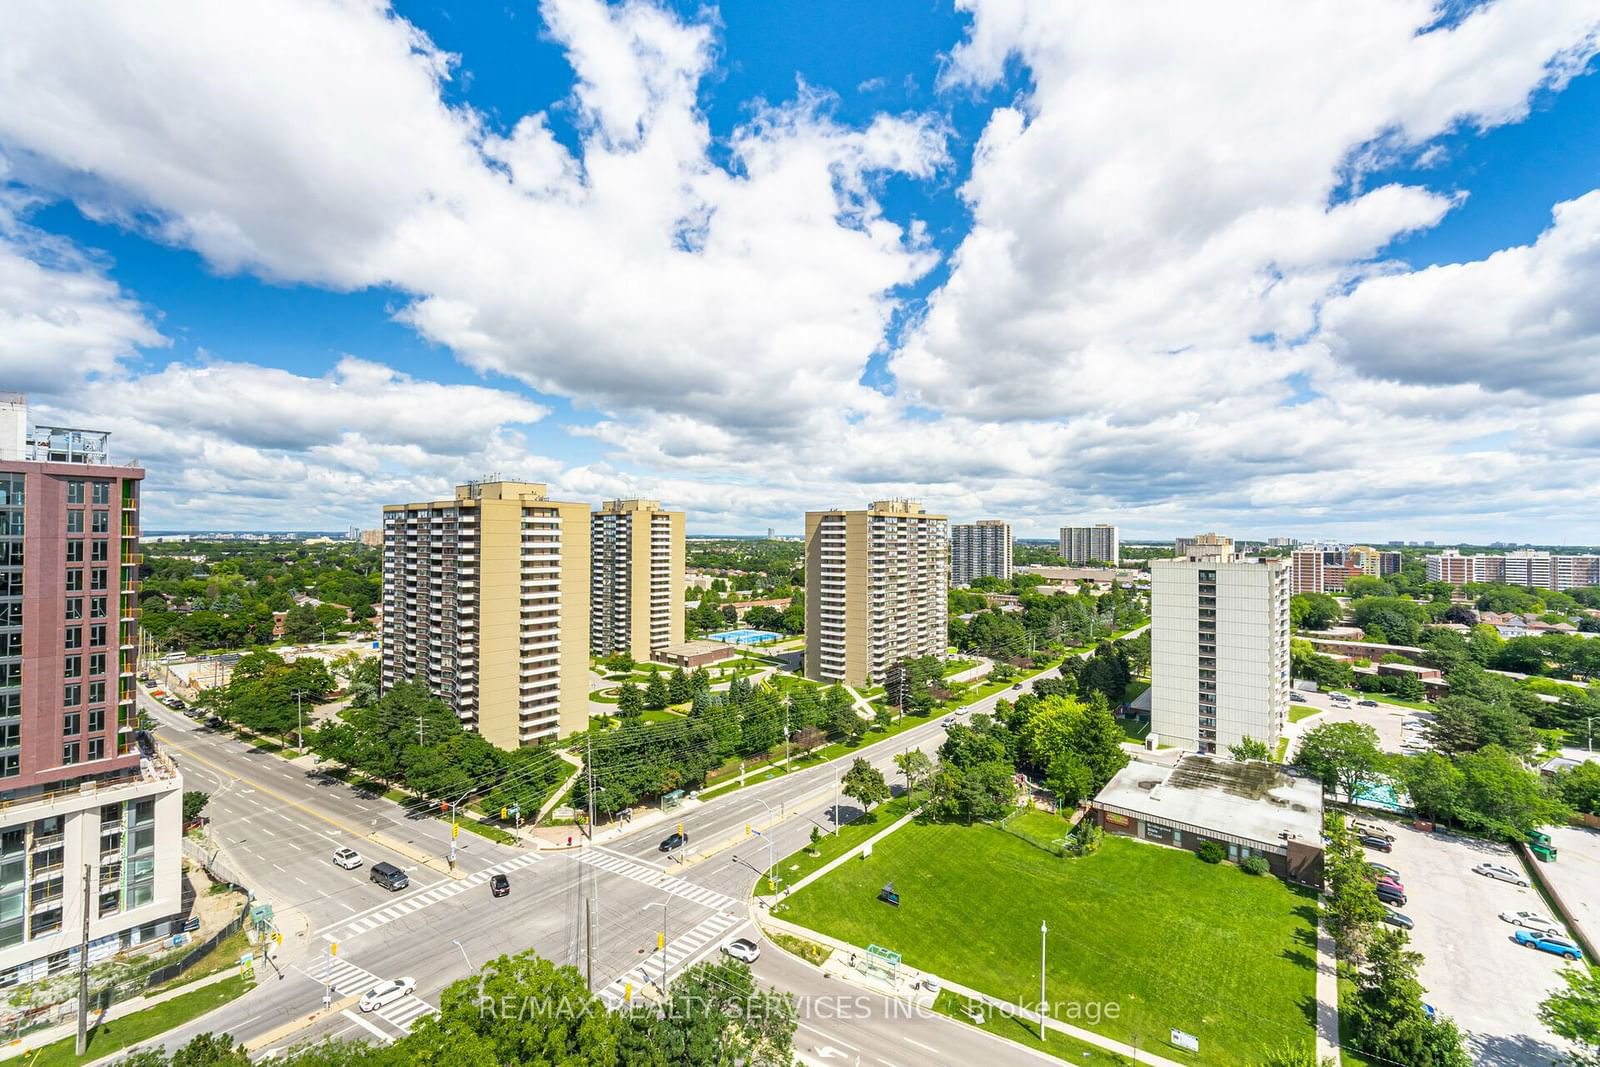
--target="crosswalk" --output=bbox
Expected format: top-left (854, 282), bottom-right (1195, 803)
top-left (339, 851), bottom-right (542, 938)
top-left (597, 910), bottom-right (746, 1008)
top-left (577, 847), bottom-right (739, 912)
top-left (296, 955), bottom-right (437, 1035)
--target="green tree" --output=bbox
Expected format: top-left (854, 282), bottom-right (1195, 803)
top-left (1045, 750), bottom-right (1095, 807)
top-left (1395, 752), bottom-right (1463, 824)
top-left (1291, 592), bottom-right (1342, 630)
top-left (1228, 736), bottom-right (1271, 762)
top-left (281, 603), bottom-right (321, 642)
top-left (1346, 928), bottom-right (1471, 1066)
top-left (169, 1033), bottom-right (253, 1067)
top-left (1557, 760), bottom-right (1600, 816)
top-left (425, 950), bottom-right (618, 1066)
top-left (1322, 814), bottom-right (1386, 961)
top-left (841, 757), bottom-right (890, 811)
top-left (617, 682), bottom-right (644, 720)
top-left (643, 668), bottom-right (669, 711)
top-left (1293, 722), bottom-right (1387, 803)
top-left (182, 791), bottom-right (210, 824)
top-left (667, 667), bottom-right (691, 706)
top-left (894, 749), bottom-right (932, 793)
top-left (1454, 744), bottom-right (1570, 839)
top-left (620, 958), bottom-right (795, 1066)
top-left (1538, 963), bottom-right (1600, 1067)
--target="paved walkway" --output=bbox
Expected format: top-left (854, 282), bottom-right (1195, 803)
top-left (0, 966), bottom-right (252, 1061)
top-left (759, 803), bottom-right (921, 901)
top-left (1315, 894), bottom-right (1342, 1062)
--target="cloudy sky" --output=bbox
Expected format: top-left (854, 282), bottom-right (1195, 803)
top-left (2, 0), bottom-right (1599, 543)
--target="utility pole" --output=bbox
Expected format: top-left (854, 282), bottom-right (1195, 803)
top-left (417, 716), bottom-right (425, 747)
top-left (585, 735), bottom-right (596, 841)
top-left (291, 688), bottom-right (309, 752)
top-left (1039, 920), bottom-right (1048, 1040)
top-left (834, 776), bottom-right (840, 835)
top-left (74, 864), bottom-right (90, 1056)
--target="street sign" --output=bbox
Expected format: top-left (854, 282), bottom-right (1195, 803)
top-left (1170, 1029), bottom-right (1199, 1053)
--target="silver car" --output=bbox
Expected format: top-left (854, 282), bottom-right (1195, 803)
top-left (1500, 910), bottom-right (1561, 936)
top-left (1472, 862), bottom-right (1529, 887)
top-left (721, 937), bottom-right (760, 963)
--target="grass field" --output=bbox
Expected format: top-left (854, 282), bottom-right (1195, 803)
top-left (1289, 704), bottom-right (1322, 723)
top-left (930, 989), bottom-right (1130, 1065)
top-left (29, 975), bottom-right (252, 1067)
top-left (1331, 689), bottom-right (1433, 712)
top-left (771, 794), bottom-right (914, 885)
top-left (771, 824), bottom-right (1317, 1065)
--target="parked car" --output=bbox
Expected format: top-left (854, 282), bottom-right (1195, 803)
top-left (1367, 861), bottom-right (1399, 879)
top-left (1473, 862), bottom-right (1530, 887)
top-left (1376, 874), bottom-right (1405, 893)
top-left (1500, 910), bottom-right (1562, 936)
top-left (1350, 820), bottom-right (1394, 842)
top-left (1289, 692), bottom-right (1308, 703)
top-left (490, 873), bottom-right (510, 898)
top-left (369, 861), bottom-right (409, 892)
top-left (1513, 930), bottom-right (1584, 961)
top-left (1011, 682), bottom-right (1023, 690)
top-left (1357, 699), bottom-right (1379, 707)
top-left (359, 977), bottom-right (416, 1012)
top-left (332, 847), bottom-right (363, 870)
top-left (1382, 910), bottom-right (1414, 929)
top-left (1375, 882), bottom-right (1406, 906)
top-left (721, 937), bottom-right (760, 963)
top-left (659, 832), bottom-right (688, 853)
top-left (1359, 834), bottom-right (1393, 854)
top-left (204, 715), bottom-right (224, 728)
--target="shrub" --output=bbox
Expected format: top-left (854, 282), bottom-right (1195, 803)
top-left (1240, 855), bottom-right (1271, 876)
top-left (1196, 841), bottom-right (1226, 864)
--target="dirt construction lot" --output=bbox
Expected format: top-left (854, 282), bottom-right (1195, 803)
top-left (1374, 821), bottom-right (1577, 1066)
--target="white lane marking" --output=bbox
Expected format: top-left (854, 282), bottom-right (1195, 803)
top-left (903, 1038), bottom-right (939, 1054)
top-left (339, 1009), bottom-right (391, 1043)
top-left (272, 863), bottom-right (286, 872)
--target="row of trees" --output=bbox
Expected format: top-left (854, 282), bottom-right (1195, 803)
top-left (114, 951), bottom-right (794, 1067)
top-left (196, 651), bottom-right (336, 741)
top-left (683, 586), bottom-right (805, 637)
top-left (948, 582), bottom-right (1147, 660)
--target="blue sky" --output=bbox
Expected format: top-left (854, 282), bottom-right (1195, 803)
top-left (2, 0), bottom-right (1599, 542)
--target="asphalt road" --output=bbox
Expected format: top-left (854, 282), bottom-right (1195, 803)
top-left (129, 648), bottom-right (1116, 1062)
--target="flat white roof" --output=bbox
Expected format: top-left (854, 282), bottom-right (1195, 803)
top-left (1094, 755), bottom-right (1323, 849)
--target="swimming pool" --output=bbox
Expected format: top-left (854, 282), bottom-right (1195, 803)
top-left (1353, 780), bottom-right (1406, 813)
top-left (707, 628), bottom-right (784, 645)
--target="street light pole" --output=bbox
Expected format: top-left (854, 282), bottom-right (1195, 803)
top-left (1039, 920), bottom-right (1048, 1041)
top-left (291, 688), bottom-right (309, 752)
top-left (752, 799), bottom-right (777, 891)
top-left (451, 938), bottom-right (472, 971)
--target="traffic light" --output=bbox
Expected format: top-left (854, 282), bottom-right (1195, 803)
top-left (274, 931), bottom-right (283, 946)
top-left (623, 982), bottom-right (633, 1002)
top-left (452, 823), bottom-right (460, 839)
top-left (744, 823), bottom-right (750, 836)
top-left (657, 932), bottom-right (664, 951)
top-left (500, 807), bottom-right (508, 820)
top-left (330, 942), bottom-right (338, 956)
top-left (677, 821), bottom-right (684, 836)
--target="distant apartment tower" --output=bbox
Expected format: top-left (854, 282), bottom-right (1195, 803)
top-left (1174, 532), bottom-right (1233, 560)
top-left (590, 499), bottom-right (684, 661)
top-left (1059, 524), bottom-right (1118, 566)
top-left (0, 396), bottom-right (184, 986)
top-left (950, 520), bottom-right (1013, 587)
top-left (1289, 549), bottom-right (1324, 595)
top-left (1425, 548), bottom-right (1600, 592)
top-left (805, 501), bottom-right (948, 686)
top-left (1151, 548), bottom-right (1290, 755)
top-left (381, 481), bottom-right (589, 748)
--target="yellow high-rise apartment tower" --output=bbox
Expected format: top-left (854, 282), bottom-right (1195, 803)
top-left (804, 500), bottom-right (948, 686)
top-left (590, 499), bottom-right (684, 661)
top-left (381, 481), bottom-right (589, 748)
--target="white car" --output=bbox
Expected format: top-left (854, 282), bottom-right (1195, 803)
top-left (359, 977), bottom-right (416, 1012)
top-left (721, 937), bottom-right (760, 964)
top-left (1472, 862), bottom-right (1529, 887)
top-left (332, 847), bottom-right (363, 870)
top-left (1500, 910), bottom-right (1562, 936)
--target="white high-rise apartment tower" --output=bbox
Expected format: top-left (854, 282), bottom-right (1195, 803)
top-left (1150, 549), bottom-right (1290, 755)
top-left (950, 520), bottom-right (1012, 587)
top-left (1059, 524), bottom-right (1119, 566)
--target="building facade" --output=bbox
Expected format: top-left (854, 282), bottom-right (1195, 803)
top-left (950, 520), bottom-right (1012, 587)
top-left (589, 499), bottom-right (684, 661)
top-left (0, 397), bottom-right (184, 986)
top-left (1151, 551), bottom-right (1290, 754)
top-left (1174, 532), bottom-right (1233, 560)
top-left (1425, 549), bottom-right (1600, 591)
top-left (381, 481), bottom-right (589, 748)
top-left (804, 501), bottom-right (948, 686)
top-left (1059, 524), bottom-right (1119, 566)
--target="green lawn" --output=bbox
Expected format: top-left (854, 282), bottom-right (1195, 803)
top-left (1116, 716), bottom-right (1150, 743)
top-left (930, 988), bottom-right (1129, 1065)
top-left (1331, 689), bottom-right (1433, 712)
top-left (772, 795), bottom-right (913, 885)
top-left (29, 976), bottom-right (252, 1067)
top-left (771, 826), bottom-right (1317, 1065)
top-left (1289, 704), bottom-right (1322, 723)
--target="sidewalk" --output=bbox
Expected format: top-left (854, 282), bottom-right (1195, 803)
top-left (0, 967), bottom-right (252, 1061)
top-left (1315, 895), bottom-right (1342, 1063)
top-left (759, 803), bottom-right (921, 901)
top-left (756, 912), bottom-right (1186, 1067)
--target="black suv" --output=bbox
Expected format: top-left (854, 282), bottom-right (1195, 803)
top-left (490, 873), bottom-right (510, 897)
top-left (659, 832), bottom-right (688, 852)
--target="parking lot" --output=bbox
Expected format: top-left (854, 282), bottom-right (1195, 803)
top-left (1373, 821), bottom-right (1576, 1065)
top-left (1541, 823), bottom-right (1600, 954)
top-left (1285, 690), bottom-right (1431, 755)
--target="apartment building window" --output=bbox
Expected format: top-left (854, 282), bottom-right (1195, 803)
top-left (0, 754), bottom-right (15, 778)
top-left (63, 683), bottom-right (81, 707)
top-left (62, 742), bottom-right (80, 765)
top-left (91, 510), bottom-right (109, 534)
top-left (0, 828), bottom-right (22, 948)
top-left (88, 707), bottom-right (105, 732)
top-left (66, 510), bottom-right (83, 534)
top-left (62, 625), bottom-right (81, 652)
top-left (0, 663), bottom-right (16, 688)
top-left (90, 568), bottom-right (107, 591)
top-left (89, 624), bottom-right (106, 647)
top-left (91, 539), bottom-right (108, 562)
top-left (88, 738), bottom-right (104, 760)
top-left (92, 481), bottom-right (110, 505)
top-left (88, 681), bottom-right (105, 704)
top-left (65, 569), bottom-right (83, 591)
top-left (90, 596), bottom-right (106, 618)
top-left (88, 653), bottom-right (105, 676)
top-left (64, 711), bottom-right (81, 736)
top-left (65, 597), bottom-right (82, 620)
top-left (66, 481), bottom-right (84, 505)
top-left (66, 540), bottom-right (83, 563)
top-left (64, 655), bottom-right (81, 679)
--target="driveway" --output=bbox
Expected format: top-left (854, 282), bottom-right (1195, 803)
top-left (1541, 824), bottom-right (1600, 954)
top-left (1374, 822), bottom-right (1576, 1066)
top-left (1283, 690), bottom-right (1430, 756)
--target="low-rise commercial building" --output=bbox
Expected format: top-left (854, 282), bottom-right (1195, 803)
top-left (653, 640), bottom-right (738, 669)
top-left (1091, 755), bottom-right (1324, 888)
